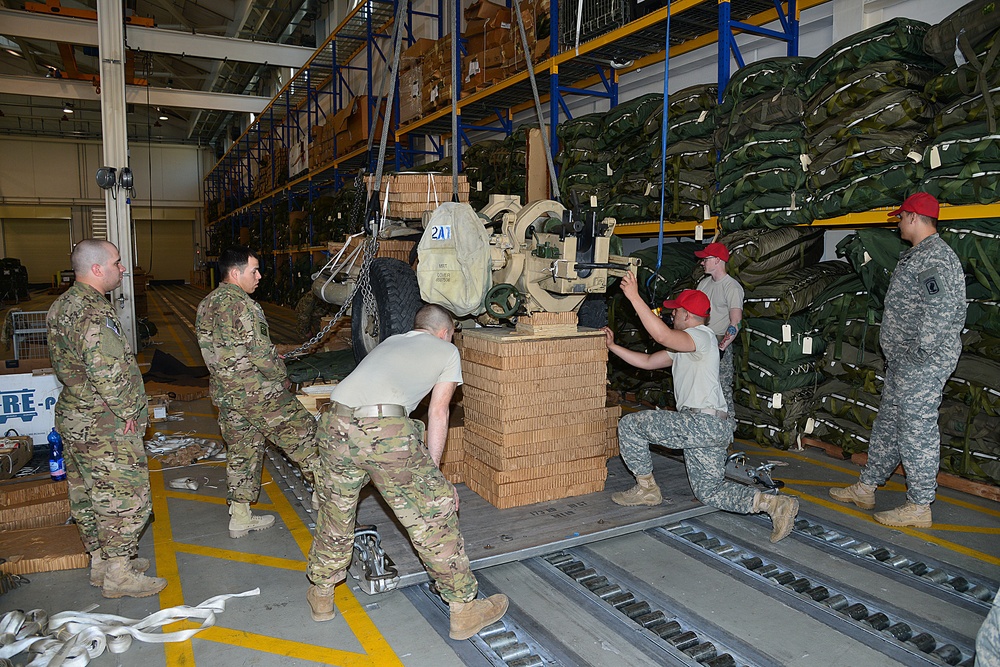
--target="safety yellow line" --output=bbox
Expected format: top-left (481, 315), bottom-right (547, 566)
top-left (193, 625), bottom-right (386, 666)
top-left (929, 524), bottom-right (1000, 535)
top-left (148, 290), bottom-right (200, 367)
top-left (174, 542), bottom-right (308, 571)
top-left (786, 487), bottom-right (1000, 566)
top-left (262, 467), bottom-right (404, 666)
top-left (148, 458), bottom-right (197, 665)
top-left (163, 491), bottom-right (277, 509)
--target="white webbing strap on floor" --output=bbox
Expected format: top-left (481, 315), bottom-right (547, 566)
top-left (0, 588), bottom-right (259, 666)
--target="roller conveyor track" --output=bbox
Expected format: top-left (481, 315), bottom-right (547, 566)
top-left (769, 512), bottom-right (998, 612)
top-left (649, 520), bottom-right (982, 667)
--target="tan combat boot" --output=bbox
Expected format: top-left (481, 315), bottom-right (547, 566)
top-left (89, 551), bottom-right (151, 587)
top-left (829, 482), bottom-right (876, 510)
top-left (102, 557), bottom-right (167, 599)
top-left (229, 502), bottom-right (275, 538)
top-left (611, 473), bottom-right (662, 507)
top-left (449, 594), bottom-right (509, 640)
top-left (874, 502), bottom-right (932, 528)
top-left (307, 584), bottom-right (337, 622)
top-left (753, 492), bottom-right (800, 543)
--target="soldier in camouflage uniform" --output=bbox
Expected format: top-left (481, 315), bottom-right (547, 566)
top-left (976, 589), bottom-right (1000, 667)
top-left (306, 304), bottom-right (508, 640)
top-left (830, 193), bottom-right (966, 528)
top-left (695, 242), bottom-right (744, 419)
top-left (47, 239), bottom-right (167, 598)
top-left (604, 276), bottom-right (799, 543)
top-left (195, 246), bottom-right (318, 538)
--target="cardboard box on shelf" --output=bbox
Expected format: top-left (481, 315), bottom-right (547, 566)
top-left (399, 65), bottom-right (424, 124)
top-left (0, 434), bottom-right (32, 480)
top-left (464, 0), bottom-right (511, 25)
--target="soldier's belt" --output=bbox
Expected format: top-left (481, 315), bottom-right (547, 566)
top-left (327, 402), bottom-right (407, 419)
top-left (681, 407), bottom-right (729, 420)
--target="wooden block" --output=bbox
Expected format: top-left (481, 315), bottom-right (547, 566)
top-left (463, 455), bottom-right (606, 484)
top-left (464, 417), bottom-right (607, 447)
top-left (461, 348), bottom-right (607, 371)
top-left (464, 436), bottom-right (607, 471)
top-left (462, 401), bottom-right (604, 433)
top-left (515, 311), bottom-right (579, 335)
top-left (461, 360), bottom-right (607, 385)
top-left (463, 394), bottom-right (607, 420)
top-left (0, 494), bottom-right (71, 532)
top-left (462, 383), bottom-right (606, 410)
top-left (0, 524), bottom-right (88, 575)
top-left (458, 328), bottom-right (605, 356)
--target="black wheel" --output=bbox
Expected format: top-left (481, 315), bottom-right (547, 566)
top-left (483, 283), bottom-right (523, 320)
top-left (577, 294), bottom-right (609, 329)
top-left (351, 257), bottom-right (422, 362)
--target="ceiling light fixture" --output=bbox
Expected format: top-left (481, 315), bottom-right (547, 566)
top-left (63, 104), bottom-right (73, 114)
top-left (159, 114), bottom-right (168, 121)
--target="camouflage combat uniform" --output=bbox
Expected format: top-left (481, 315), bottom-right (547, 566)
top-left (976, 589), bottom-right (1000, 667)
top-left (47, 282), bottom-right (150, 559)
top-left (307, 413), bottom-right (477, 602)
top-left (196, 282), bottom-right (317, 504)
top-left (860, 234), bottom-right (966, 505)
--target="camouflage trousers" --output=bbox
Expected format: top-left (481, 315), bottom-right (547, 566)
top-left (720, 345), bottom-right (735, 419)
top-left (219, 390), bottom-right (318, 504)
top-left (307, 413), bottom-right (477, 603)
top-left (976, 589), bottom-right (1000, 667)
top-left (618, 409), bottom-right (756, 514)
top-left (57, 412), bottom-right (151, 559)
top-left (860, 361), bottom-right (951, 505)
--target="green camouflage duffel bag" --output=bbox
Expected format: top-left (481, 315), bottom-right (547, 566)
top-left (923, 123), bottom-right (1000, 169)
top-left (966, 283), bottom-right (1000, 336)
top-left (660, 109), bottom-right (717, 143)
top-left (602, 93), bottom-right (665, 149)
top-left (963, 329), bottom-right (1000, 362)
top-left (733, 381), bottom-right (815, 450)
top-left (809, 132), bottom-right (926, 190)
top-left (809, 89), bottom-right (937, 146)
top-left (808, 414), bottom-right (872, 455)
top-left (667, 83), bottom-right (718, 116)
top-left (802, 18), bottom-right (935, 100)
top-left (940, 218), bottom-right (1000, 296)
top-left (716, 159), bottom-right (807, 210)
top-left (630, 242), bottom-right (701, 303)
top-left (743, 261), bottom-right (852, 319)
top-left (740, 314), bottom-right (825, 365)
top-left (930, 84), bottom-right (1000, 136)
top-left (921, 162), bottom-right (1000, 205)
top-left (718, 57), bottom-right (812, 114)
top-left (813, 379), bottom-right (882, 431)
top-left (557, 111), bottom-right (606, 142)
top-left (923, 29), bottom-right (1000, 104)
top-left (715, 91), bottom-right (805, 151)
top-left (723, 226), bottom-right (825, 283)
top-left (717, 191), bottom-right (812, 231)
top-left (821, 342), bottom-right (885, 389)
top-left (805, 60), bottom-right (936, 130)
top-left (835, 227), bottom-right (909, 308)
top-left (656, 138), bottom-right (715, 171)
top-left (717, 136), bottom-right (810, 178)
top-left (738, 354), bottom-right (824, 393)
top-left (923, 0), bottom-right (1000, 68)
top-left (946, 353), bottom-right (1000, 416)
top-left (808, 273), bottom-right (872, 329)
top-left (604, 194), bottom-right (654, 223)
top-left (812, 161), bottom-right (924, 220)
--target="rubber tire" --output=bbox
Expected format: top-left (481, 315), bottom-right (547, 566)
top-left (577, 294), bottom-right (609, 329)
top-left (351, 257), bottom-right (422, 362)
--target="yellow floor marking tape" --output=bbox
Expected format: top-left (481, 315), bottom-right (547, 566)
top-left (148, 458), bottom-right (197, 665)
top-left (786, 487), bottom-right (1000, 567)
top-left (193, 625), bottom-right (392, 666)
top-left (163, 491), bottom-right (277, 510)
top-left (148, 291), bottom-right (199, 367)
top-left (173, 542), bottom-right (308, 571)
top-left (262, 468), bottom-right (406, 666)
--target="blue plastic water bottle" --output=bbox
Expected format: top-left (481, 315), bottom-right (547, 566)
top-left (48, 428), bottom-right (66, 481)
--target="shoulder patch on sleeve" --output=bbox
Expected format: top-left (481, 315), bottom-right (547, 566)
top-left (106, 316), bottom-right (121, 336)
top-left (918, 268), bottom-right (940, 296)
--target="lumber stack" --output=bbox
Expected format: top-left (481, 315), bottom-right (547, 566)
top-left (457, 328), bottom-right (611, 509)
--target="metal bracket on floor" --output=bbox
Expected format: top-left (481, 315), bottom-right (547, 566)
top-left (350, 524), bottom-right (400, 595)
top-left (725, 451), bottom-right (784, 492)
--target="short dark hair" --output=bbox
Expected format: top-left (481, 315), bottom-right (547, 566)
top-left (219, 246), bottom-right (259, 278)
top-left (413, 303), bottom-right (454, 334)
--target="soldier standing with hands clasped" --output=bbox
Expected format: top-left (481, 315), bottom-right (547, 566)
top-left (829, 193), bottom-right (966, 528)
top-left (47, 239), bottom-right (166, 598)
top-left (196, 246), bottom-right (318, 538)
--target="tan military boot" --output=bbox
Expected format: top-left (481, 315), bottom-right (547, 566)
top-left (306, 584), bottom-right (337, 622)
top-left (102, 557), bottom-right (167, 599)
top-left (754, 492), bottom-right (800, 543)
top-left (874, 502), bottom-right (932, 528)
top-left (89, 551), bottom-right (151, 587)
top-left (229, 502), bottom-right (275, 538)
top-left (829, 482), bottom-right (876, 510)
top-left (611, 474), bottom-right (662, 507)
top-left (449, 594), bottom-right (509, 640)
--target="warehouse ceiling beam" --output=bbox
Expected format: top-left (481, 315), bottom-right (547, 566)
top-left (0, 74), bottom-right (270, 112)
top-left (0, 8), bottom-right (313, 68)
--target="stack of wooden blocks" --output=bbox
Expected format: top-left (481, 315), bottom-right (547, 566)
top-left (0, 475), bottom-right (88, 575)
top-left (365, 173), bottom-right (470, 220)
top-left (457, 327), bottom-right (612, 509)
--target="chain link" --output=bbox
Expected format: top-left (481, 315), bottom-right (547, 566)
top-left (283, 171), bottom-right (381, 359)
